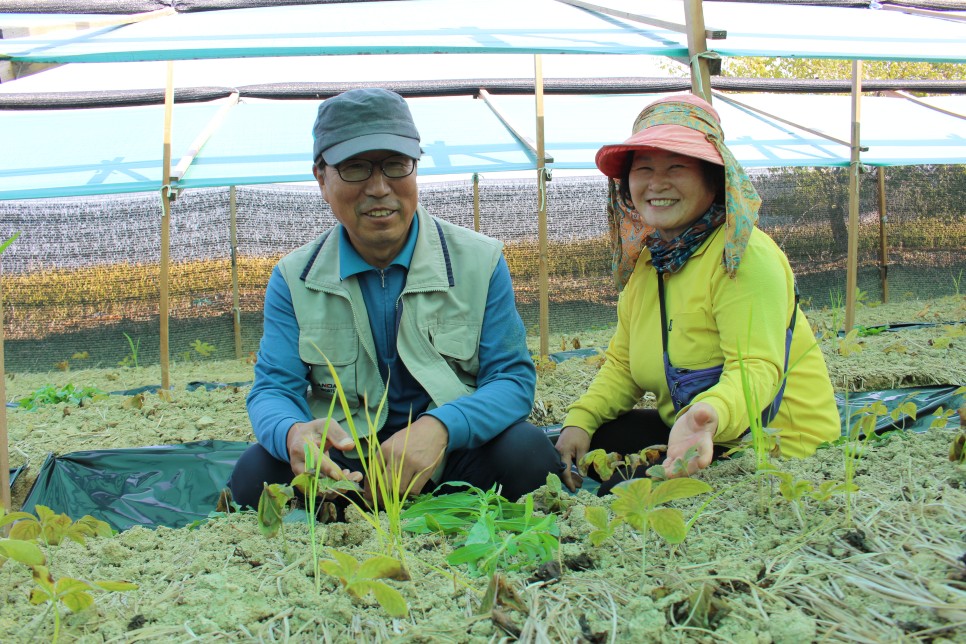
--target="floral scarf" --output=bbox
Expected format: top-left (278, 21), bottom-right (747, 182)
top-left (648, 203), bottom-right (726, 275)
top-left (606, 99), bottom-right (762, 289)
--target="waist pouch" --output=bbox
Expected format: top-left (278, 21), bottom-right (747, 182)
top-left (658, 273), bottom-right (796, 427)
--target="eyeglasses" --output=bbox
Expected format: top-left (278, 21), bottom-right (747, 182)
top-left (333, 155), bottom-right (416, 182)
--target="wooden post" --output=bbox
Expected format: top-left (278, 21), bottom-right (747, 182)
top-left (0, 272), bottom-right (9, 511)
top-left (535, 54), bottom-right (550, 358)
top-left (230, 186), bottom-right (243, 359)
top-left (160, 61), bottom-right (174, 391)
top-left (877, 167), bottom-right (889, 304)
top-left (844, 60), bottom-right (863, 333)
top-left (472, 173), bottom-right (480, 233)
top-left (683, 0), bottom-right (712, 102)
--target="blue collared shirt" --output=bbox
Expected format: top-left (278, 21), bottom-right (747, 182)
top-left (338, 216), bottom-right (430, 429)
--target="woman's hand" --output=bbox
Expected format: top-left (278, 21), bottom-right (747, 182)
top-left (663, 402), bottom-right (717, 477)
top-left (555, 425), bottom-right (591, 492)
top-left (287, 418), bottom-right (362, 485)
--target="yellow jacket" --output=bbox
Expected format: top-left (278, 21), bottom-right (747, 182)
top-left (564, 226), bottom-right (839, 458)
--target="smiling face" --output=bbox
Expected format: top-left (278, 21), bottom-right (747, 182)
top-left (627, 148), bottom-right (718, 241)
top-left (314, 149), bottom-right (418, 269)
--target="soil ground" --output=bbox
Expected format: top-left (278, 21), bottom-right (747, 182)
top-left (1, 296), bottom-right (964, 642)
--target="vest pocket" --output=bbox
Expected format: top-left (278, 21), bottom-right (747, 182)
top-left (429, 322), bottom-right (481, 380)
top-left (299, 327), bottom-right (360, 413)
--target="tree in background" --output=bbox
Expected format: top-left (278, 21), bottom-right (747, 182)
top-left (719, 58), bottom-right (966, 263)
top-left (721, 58), bottom-right (966, 83)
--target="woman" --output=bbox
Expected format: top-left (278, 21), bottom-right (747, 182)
top-left (556, 94), bottom-right (839, 493)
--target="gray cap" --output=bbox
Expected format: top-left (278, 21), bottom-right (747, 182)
top-left (312, 88), bottom-right (422, 165)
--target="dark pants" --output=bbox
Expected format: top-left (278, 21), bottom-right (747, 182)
top-left (228, 420), bottom-right (565, 510)
top-left (584, 409), bottom-right (727, 496)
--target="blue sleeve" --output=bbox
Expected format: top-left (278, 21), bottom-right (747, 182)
top-left (425, 255), bottom-right (536, 451)
top-left (246, 267), bottom-right (313, 462)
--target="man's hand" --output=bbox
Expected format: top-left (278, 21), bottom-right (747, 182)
top-left (663, 402), bottom-right (717, 478)
top-left (368, 415), bottom-right (448, 501)
top-left (555, 425), bottom-right (591, 492)
top-left (287, 418), bottom-right (362, 485)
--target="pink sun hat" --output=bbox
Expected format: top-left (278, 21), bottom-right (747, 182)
top-left (595, 94), bottom-right (725, 179)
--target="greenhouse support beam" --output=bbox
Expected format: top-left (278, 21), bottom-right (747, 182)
top-left (160, 61), bottom-right (174, 391)
top-left (230, 186), bottom-right (242, 360)
top-left (552, 0), bottom-right (727, 39)
top-left (472, 173), bottom-right (481, 233)
top-left (712, 90), bottom-right (864, 151)
top-left (845, 60), bottom-right (863, 333)
top-left (684, 0), bottom-right (712, 102)
top-left (535, 54), bottom-right (551, 359)
top-left (0, 277), bottom-right (9, 511)
top-left (878, 168), bottom-right (889, 304)
top-left (477, 89), bottom-right (553, 165)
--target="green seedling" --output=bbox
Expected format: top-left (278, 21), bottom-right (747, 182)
top-left (0, 505), bottom-right (112, 548)
top-left (761, 468), bottom-right (856, 528)
top-left (287, 393), bottom-right (362, 591)
top-left (311, 349), bottom-right (435, 563)
top-left (580, 446), bottom-right (663, 483)
top-left (257, 483), bottom-right (294, 540)
top-left (446, 493), bottom-right (558, 578)
top-left (837, 328), bottom-right (863, 356)
top-left (190, 339), bottom-right (216, 358)
top-left (121, 333), bottom-right (140, 369)
top-left (929, 406), bottom-right (957, 429)
top-left (29, 566), bottom-right (137, 643)
top-left (584, 506), bottom-right (617, 547)
top-left (402, 483), bottom-right (526, 536)
top-left (0, 508), bottom-right (134, 644)
top-left (319, 550), bottom-right (409, 618)
top-left (646, 446), bottom-right (700, 481)
top-left (531, 472), bottom-right (574, 514)
top-left (17, 384), bottom-right (106, 411)
top-left (609, 476), bottom-right (711, 574)
top-left (855, 324), bottom-right (889, 337)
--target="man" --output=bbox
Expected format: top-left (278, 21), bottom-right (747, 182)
top-left (228, 88), bottom-right (562, 510)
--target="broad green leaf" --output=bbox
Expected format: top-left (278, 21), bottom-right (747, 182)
top-left (0, 511), bottom-right (35, 528)
top-left (545, 473), bottom-right (562, 494)
top-left (648, 478), bottom-right (712, 507)
top-left (9, 519), bottom-right (41, 542)
top-left (318, 558), bottom-right (347, 580)
top-left (57, 577), bottom-right (95, 612)
top-left (357, 555), bottom-right (409, 581)
top-left (464, 516), bottom-right (493, 546)
top-left (647, 507), bottom-right (688, 544)
top-left (93, 580), bottom-right (138, 592)
top-left (327, 549), bottom-right (359, 573)
top-left (370, 582), bottom-right (409, 617)
top-left (0, 538), bottom-right (45, 566)
top-left (447, 542), bottom-right (497, 566)
top-left (31, 565), bottom-right (55, 592)
top-left (611, 478), bottom-right (652, 531)
top-left (345, 579), bottom-right (374, 600)
top-left (579, 449), bottom-right (621, 480)
top-left (584, 506), bottom-right (610, 530)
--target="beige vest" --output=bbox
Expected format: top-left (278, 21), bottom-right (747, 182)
top-left (277, 205), bottom-right (504, 440)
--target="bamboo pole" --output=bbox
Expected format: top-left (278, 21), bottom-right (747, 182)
top-left (0, 232), bottom-right (19, 512)
top-left (877, 167), bottom-right (889, 304)
top-left (0, 272), bottom-right (9, 511)
top-left (844, 60), bottom-right (863, 333)
top-left (160, 61), bottom-right (174, 391)
top-left (230, 186), bottom-right (242, 359)
top-left (472, 173), bottom-right (481, 233)
top-left (535, 54), bottom-right (550, 358)
top-left (683, 0), bottom-right (712, 102)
